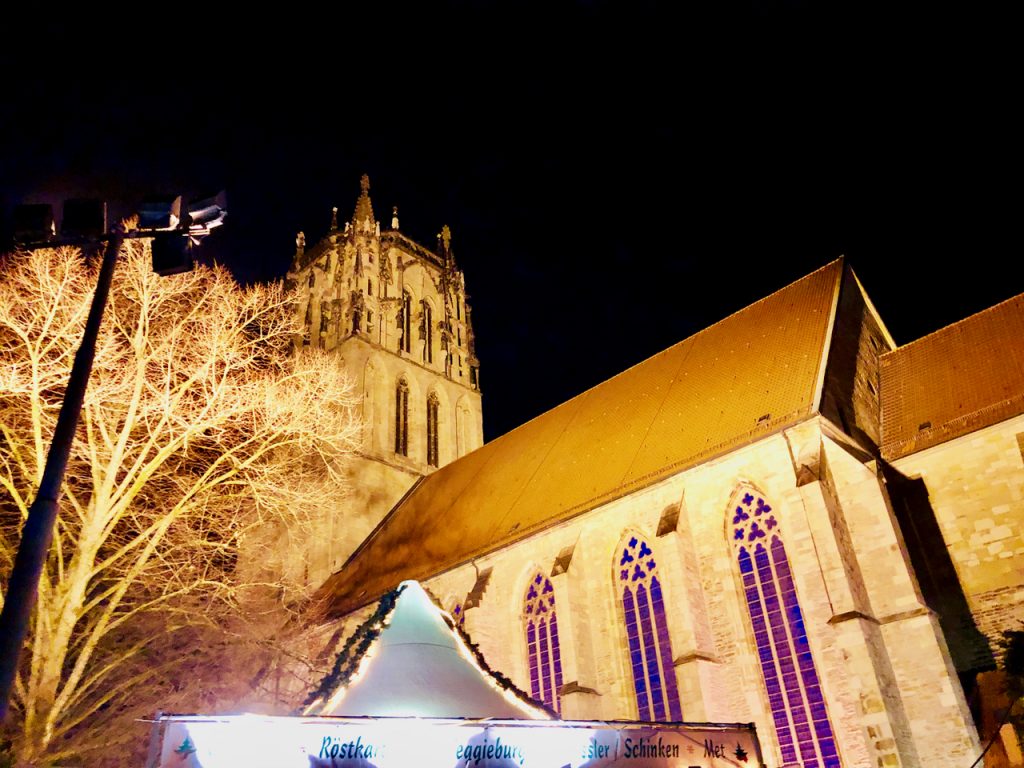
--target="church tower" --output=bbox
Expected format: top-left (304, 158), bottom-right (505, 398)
top-left (286, 176), bottom-right (483, 577)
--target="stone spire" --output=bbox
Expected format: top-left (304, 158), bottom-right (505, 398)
top-left (437, 224), bottom-right (456, 265)
top-left (352, 174), bottom-right (376, 233)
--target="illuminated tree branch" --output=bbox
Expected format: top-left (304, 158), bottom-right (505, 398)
top-left (0, 241), bottom-right (361, 764)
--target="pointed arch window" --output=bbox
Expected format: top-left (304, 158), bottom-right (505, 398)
top-left (617, 535), bottom-right (682, 722)
top-left (426, 392), bottom-right (440, 467)
top-left (422, 300), bottom-right (433, 363)
top-left (731, 491), bottom-right (839, 768)
top-left (394, 378), bottom-right (409, 456)
top-left (523, 573), bottom-right (563, 713)
top-left (400, 291), bottom-right (412, 353)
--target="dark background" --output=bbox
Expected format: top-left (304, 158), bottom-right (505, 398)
top-left (1, 3), bottom-right (1019, 440)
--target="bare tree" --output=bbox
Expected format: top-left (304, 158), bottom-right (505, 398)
top-left (0, 241), bottom-right (361, 764)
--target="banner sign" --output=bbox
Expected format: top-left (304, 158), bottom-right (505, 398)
top-left (152, 715), bottom-right (763, 768)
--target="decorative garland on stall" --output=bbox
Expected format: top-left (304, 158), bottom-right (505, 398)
top-left (445, 614), bottom-right (559, 720)
top-left (301, 584), bottom-right (557, 720)
top-left (300, 585), bottom-right (405, 714)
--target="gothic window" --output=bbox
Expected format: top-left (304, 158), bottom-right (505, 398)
top-left (367, 278), bottom-right (373, 296)
top-left (731, 491), bottom-right (839, 768)
top-left (426, 393), bottom-right (440, 468)
top-left (352, 311), bottom-right (361, 334)
top-left (523, 573), bottom-right (564, 713)
top-left (394, 379), bottom-right (409, 456)
top-left (400, 291), bottom-right (413, 353)
top-left (617, 535), bottom-right (682, 722)
top-left (422, 300), bottom-right (433, 364)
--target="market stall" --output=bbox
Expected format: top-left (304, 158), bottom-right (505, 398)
top-left (146, 581), bottom-right (763, 768)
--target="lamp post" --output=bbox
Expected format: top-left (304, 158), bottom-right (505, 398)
top-left (0, 193), bottom-right (226, 723)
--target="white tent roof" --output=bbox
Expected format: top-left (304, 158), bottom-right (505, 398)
top-left (309, 581), bottom-right (552, 720)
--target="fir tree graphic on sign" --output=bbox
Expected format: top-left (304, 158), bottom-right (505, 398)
top-left (174, 735), bottom-right (196, 759)
top-left (734, 742), bottom-right (749, 762)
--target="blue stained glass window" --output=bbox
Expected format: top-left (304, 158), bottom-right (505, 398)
top-left (539, 620), bottom-right (553, 706)
top-left (523, 573), bottom-right (563, 712)
top-left (637, 584), bottom-right (666, 721)
top-left (740, 547), bottom-right (798, 764)
top-left (772, 538), bottom-right (841, 767)
top-left (623, 587), bottom-right (650, 720)
top-left (526, 621), bottom-right (540, 702)
top-left (732, 491), bottom-right (839, 768)
top-left (618, 535), bottom-right (682, 722)
top-left (650, 577), bottom-right (683, 721)
top-left (550, 614), bottom-right (564, 694)
top-left (756, 544), bottom-right (818, 767)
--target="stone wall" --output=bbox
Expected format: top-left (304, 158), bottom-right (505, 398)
top-left (891, 413), bottom-right (1024, 661)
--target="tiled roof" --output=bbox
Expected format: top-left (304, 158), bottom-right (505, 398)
top-left (319, 260), bottom-right (844, 618)
top-left (880, 293), bottom-right (1024, 461)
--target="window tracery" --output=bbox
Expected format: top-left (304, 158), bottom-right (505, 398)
top-left (731, 490), bottom-right (839, 768)
top-left (523, 572), bottom-right (563, 712)
top-left (617, 535), bottom-right (681, 721)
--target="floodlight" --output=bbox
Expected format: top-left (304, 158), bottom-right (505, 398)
top-left (61, 199), bottom-right (107, 239)
top-left (187, 191), bottom-right (227, 235)
top-left (13, 204), bottom-right (55, 243)
top-left (137, 195), bottom-right (182, 231)
top-left (151, 232), bottom-right (193, 276)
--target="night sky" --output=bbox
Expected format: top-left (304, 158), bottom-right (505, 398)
top-left (1, 4), bottom-right (1018, 441)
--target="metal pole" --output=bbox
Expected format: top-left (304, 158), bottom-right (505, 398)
top-left (0, 234), bottom-right (122, 723)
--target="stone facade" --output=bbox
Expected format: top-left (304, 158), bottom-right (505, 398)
top-left (286, 176), bottom-right (483, 579)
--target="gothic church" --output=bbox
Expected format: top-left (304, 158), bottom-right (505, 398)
top-left (290, 178), bottom-right (1024, 768)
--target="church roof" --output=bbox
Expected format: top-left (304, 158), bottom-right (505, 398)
top-left (319, 259), bottom-right (844, 619)
top-left (880, 292), bottom-right (1024, 461)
